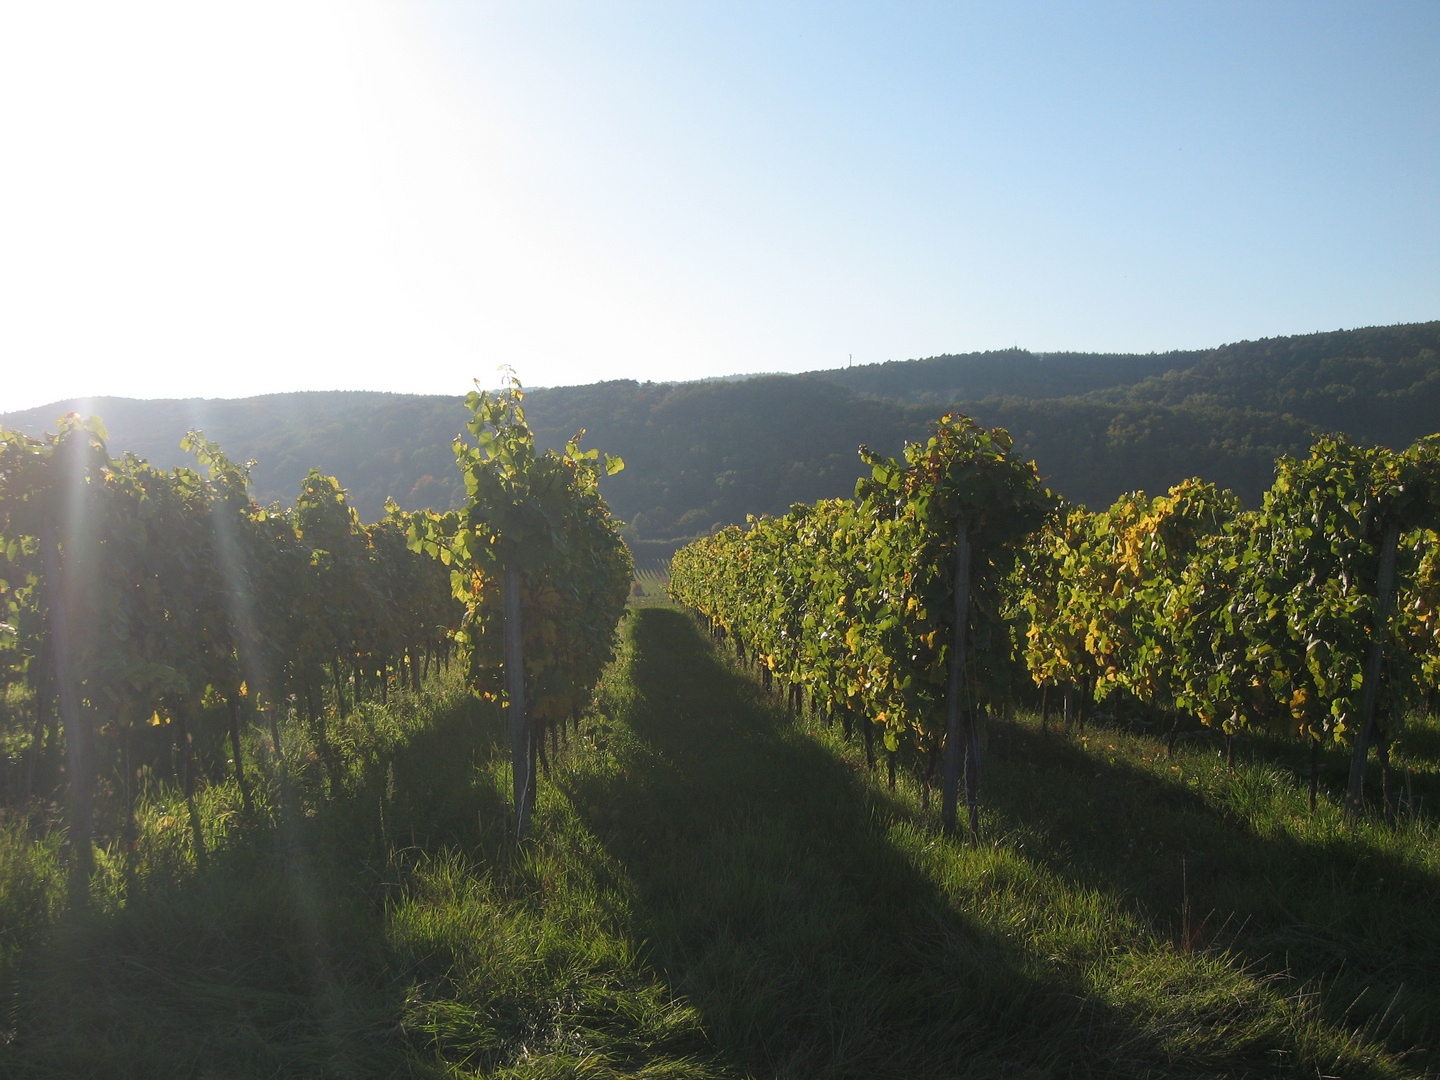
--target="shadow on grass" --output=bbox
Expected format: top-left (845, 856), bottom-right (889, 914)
top-left (0, 690), bottom-right (551, 1079)
top-left (566, 608), bottom-right (1279, 1080)
top-left (7, 609), bottom-right (1435, 1079)
top-left (977, 719), bottom-right (1440, 1062)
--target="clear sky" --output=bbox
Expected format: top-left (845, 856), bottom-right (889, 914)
top-left (2, 1), bottom-right (1436, 412)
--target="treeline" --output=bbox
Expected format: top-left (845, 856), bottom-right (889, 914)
top-left (670, 416), bottom-right (1440, 833)
top-left (5, 321), bottom-right (1436, 538)
top-left (813, 321), bottom-right (1440, 437)
top-left (0, 392), bottom-right (475, 523)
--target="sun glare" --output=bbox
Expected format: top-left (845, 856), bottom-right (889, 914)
top-left (0, 1), bottom-right (714, 411)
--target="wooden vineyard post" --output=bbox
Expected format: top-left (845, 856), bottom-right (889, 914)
top-left (504, 559), bottom-right (532, 840)
top-left (963, 706), bottom-right (981, 840)
top-left (1346, 518), bottom-right (1401, 820)
top-left (941, 518), bottom-right (974, 839)
top-left (43, 531), bottom-right (94, 898)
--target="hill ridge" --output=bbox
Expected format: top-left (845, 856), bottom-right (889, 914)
top-left (4, 319), bottom-right (1437, 535)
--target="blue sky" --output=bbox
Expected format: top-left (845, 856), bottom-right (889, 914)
top-left (1, 1), bottom-right (1436, 410)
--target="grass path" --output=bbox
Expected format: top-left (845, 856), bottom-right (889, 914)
top-left (570, 609), bottom-right (1438, 1079)
top-left (2, 606), bottom-right (1437, 1077)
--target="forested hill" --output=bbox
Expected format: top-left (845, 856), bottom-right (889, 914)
top-left (810, 321), bottom-right (1440, 448)
top-left (809, 347), bottom-right (1194, 404)
top-left (0, 391), bottom-right (472, 526)
top-left (3, 320), bottom-right (1436, 538)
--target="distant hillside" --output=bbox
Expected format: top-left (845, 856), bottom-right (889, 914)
top-left (0, 392), bottom-right (472, 522)
top-left (810, 347), bottom-right (1195, 404)
top-left (1088, 322), bottom-right (1440, 445)
top-left (4, 320), bottom-right (1436, 537)
top-left (808, 322), bottom-right (1440, 449)
top-left (0, 380), bottom-right (931, 532)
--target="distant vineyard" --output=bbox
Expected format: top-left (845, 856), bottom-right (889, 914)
top-left (632, 556), bottom-right (672, 580)
top-left (630, 557), bottom-right (672, 605)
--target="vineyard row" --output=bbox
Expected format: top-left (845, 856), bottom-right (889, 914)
top-left (669, 416), bottom-right (1440, 832)
top-left (0, 381), bottom-right (633, 888)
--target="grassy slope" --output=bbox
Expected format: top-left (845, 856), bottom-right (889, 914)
top-left (3, 608), bottom-right (1438, 1077)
